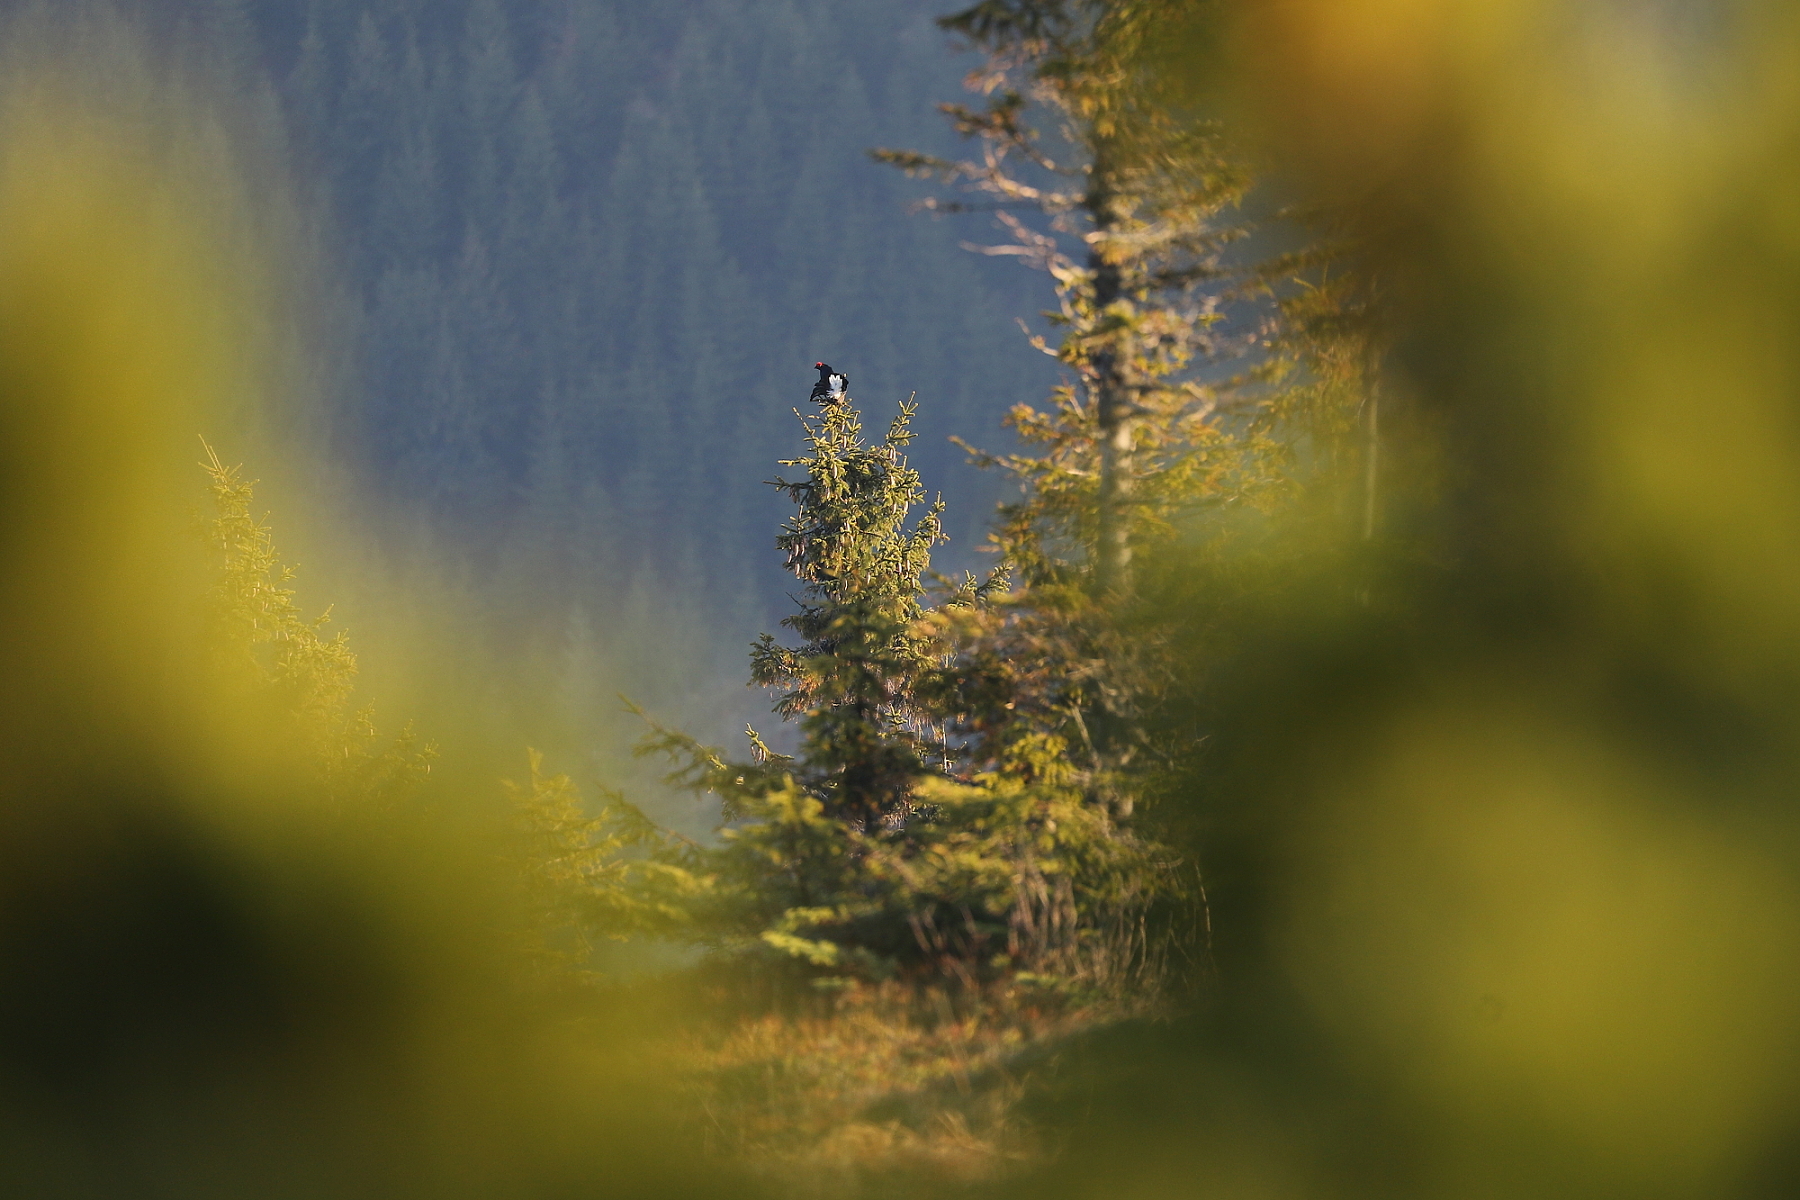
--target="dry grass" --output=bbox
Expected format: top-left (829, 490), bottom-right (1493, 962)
top-left (670, 981), bottom-right (1133, 1198)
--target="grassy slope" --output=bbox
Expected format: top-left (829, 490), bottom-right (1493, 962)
top-left (666, 982), bottom-right (1144, 1198)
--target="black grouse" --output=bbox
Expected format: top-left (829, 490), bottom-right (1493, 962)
top-left (810, 362), bottom-right (847, 404)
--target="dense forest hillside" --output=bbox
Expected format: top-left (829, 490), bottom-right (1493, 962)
top-left (171, 0), bottom-right (1050, 639)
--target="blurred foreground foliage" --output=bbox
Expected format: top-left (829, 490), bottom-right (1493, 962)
top-left (201, 440), bottom-right (437, 806)
top-left (506, 747), bottom-right (704, 967)
top-left (0, 9), bottom-right (741, 1198)
top-left (984, 1), bottom-right (1800, 1199)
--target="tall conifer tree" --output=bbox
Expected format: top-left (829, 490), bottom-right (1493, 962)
top-left (876, 0), bottom-right (1374, 817)
top-left (747, 387), bottom-right (956, 832)
top-left (633, 374), bottom-right (969, 976)
top-left (634, 372), bottom-right (1179, 988)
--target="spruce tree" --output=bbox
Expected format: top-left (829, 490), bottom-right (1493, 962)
top-left (633, 371), bottom-right (1178, 988)
top-left (747, 387), bottom-right (954, 832)
top-left (634, 373), bottom-right (973, 976)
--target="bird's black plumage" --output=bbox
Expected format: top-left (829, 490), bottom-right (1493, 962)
top-left (810, 361), bottom-right (847, 404)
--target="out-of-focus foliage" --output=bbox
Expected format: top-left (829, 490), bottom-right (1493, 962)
top-left (0, 9), bottom-right (741, 1197)
top-left (506, 747), bottom-right (705, 968)
top-left (201, 440), bottom-right (436, 804)
top-left (981, 2), bottom-right (1800, 1200)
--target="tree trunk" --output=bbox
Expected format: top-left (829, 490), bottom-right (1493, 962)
top-left (1089, 175), bottom-right (1131, 597)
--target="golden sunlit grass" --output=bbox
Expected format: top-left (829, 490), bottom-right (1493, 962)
top-left (672, 982), bottom-right (1140, 1197)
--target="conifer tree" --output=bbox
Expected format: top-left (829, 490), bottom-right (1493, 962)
top-left (634, 376), bottom-right (976, 976)
top-left (746, 389), bottom-right (958, 832)
top-left (634, 374), bottom-right (1180, 988)
top-left (877, 0), bottom-right (1375, 818)
top-left (867, 1), bottom-right (1247, 821)
top-left (877, 0), bottom-right (1259, 600)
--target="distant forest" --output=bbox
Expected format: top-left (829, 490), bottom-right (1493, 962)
top-left (128, 0), bottom-right (1056, 642)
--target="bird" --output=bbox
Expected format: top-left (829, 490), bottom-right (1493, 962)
top-left (810, 362), bottom-right (848, 404)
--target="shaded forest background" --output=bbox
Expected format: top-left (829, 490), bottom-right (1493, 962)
top-left (99, 0), bottom-right (1059, 785)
